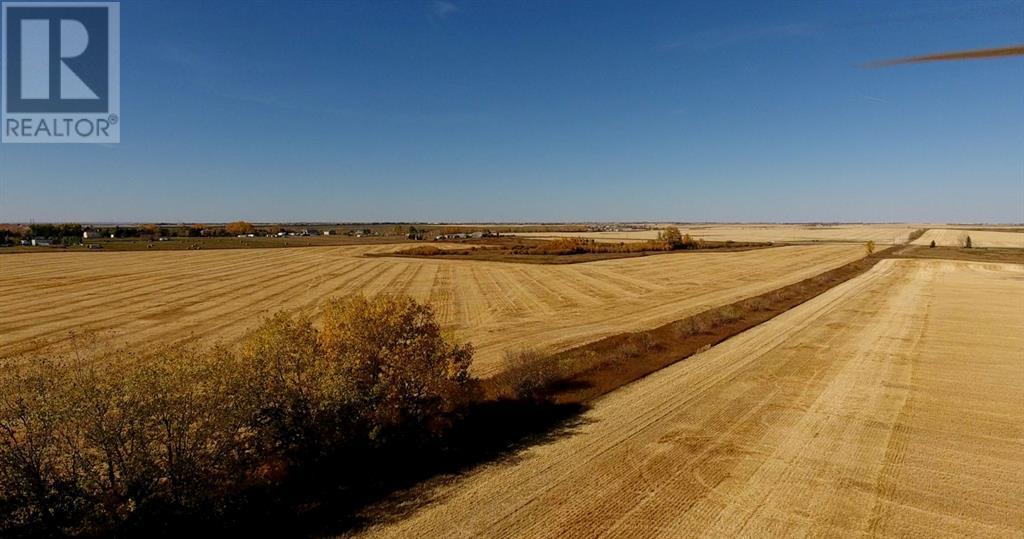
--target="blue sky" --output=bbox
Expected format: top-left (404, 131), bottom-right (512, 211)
top-left (1, 0), bottom-right (1021, 223)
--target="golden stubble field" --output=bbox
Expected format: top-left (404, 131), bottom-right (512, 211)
top-left (911, 228), bottom-right (1024, 248)
top-left (0, 243), bottom-right (864, 376)
top-left (362, 258), bottom-right (1024, 537)
top-left (522, 223), bottom-right (926, 245)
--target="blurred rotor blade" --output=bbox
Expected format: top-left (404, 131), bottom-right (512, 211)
top-left (865, 45), bottom-right (1024, 67)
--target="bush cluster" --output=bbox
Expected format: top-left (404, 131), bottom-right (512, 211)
top-left (398, 245), bottom-right (475, 256)
top-left (511, 237), bottom-right (672, 256)
top-left (490, 348), bottom-right (563, 402)
top-left (0, 295), bottom-right (473, 537)
top-left (658, 227), bottom-right (706, 250)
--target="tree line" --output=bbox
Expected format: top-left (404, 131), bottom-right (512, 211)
top-left (0, 222), bottom-right (264, 245)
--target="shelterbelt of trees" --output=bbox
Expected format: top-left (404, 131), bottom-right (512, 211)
top-left (0, 222), bottom-right (262, 245)
top-left (1, 221), bottom-right (478, 246)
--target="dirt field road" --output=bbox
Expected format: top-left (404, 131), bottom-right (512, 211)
top-left (0, 244), bottom-right (862, 376)
top-left (362, 258), bottom-right (1024, 537)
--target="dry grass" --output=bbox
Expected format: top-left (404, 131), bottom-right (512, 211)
top-left (488, 348), bottom-right (564, 401)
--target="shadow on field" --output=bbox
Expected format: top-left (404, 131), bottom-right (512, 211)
top-left (222, 398), bottom-right (591, 537)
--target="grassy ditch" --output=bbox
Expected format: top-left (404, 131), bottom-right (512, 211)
top-left (485, 246), bottom-right (897, 405)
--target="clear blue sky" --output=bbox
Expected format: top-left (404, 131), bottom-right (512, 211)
top-left (1, 0), bottom-right (1021, 223)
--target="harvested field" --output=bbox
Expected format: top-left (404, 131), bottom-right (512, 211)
top-left (892, 245), bottom-right (1024, 264)
top-left (522, 223), bottom-right (926, 245)
top-left (911, 228), bottom-right (1024, 248)
top-left (362, 259), bottom-right (1024, 537)
top-left (0, 244), bottom-right (863, 377)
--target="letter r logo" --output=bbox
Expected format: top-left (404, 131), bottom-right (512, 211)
top-left (20, 18), bottom-right (99, 100)
top-left (4, 3), bottom-right (113, 113)
top-left (2, 2), bottom-right (119, 143)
